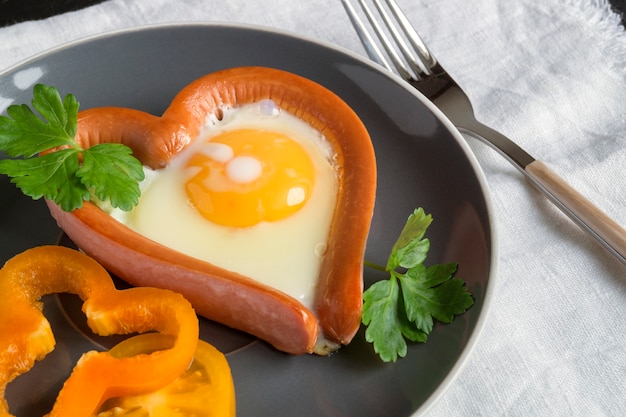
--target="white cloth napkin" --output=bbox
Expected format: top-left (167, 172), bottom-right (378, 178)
top-left (1, 0), bottom-right (625, 416)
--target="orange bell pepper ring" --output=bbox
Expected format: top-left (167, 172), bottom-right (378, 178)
top-left (0, 245), bottom-right (199, 417)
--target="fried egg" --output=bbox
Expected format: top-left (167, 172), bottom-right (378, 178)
top-left (111, 99), bottom-right (337, 309)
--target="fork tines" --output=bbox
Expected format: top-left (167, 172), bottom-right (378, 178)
top-left (341, 0), bottom-right (436, 81)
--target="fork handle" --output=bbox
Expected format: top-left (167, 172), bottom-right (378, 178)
top-left (524, 160), bottom-right (626, 264)
top-left (459, 120), bottom-right (626, 265)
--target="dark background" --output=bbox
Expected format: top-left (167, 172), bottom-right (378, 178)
top-left (613, 0), bottom-right (626, 22)
top-left (0, 0), bottom-right (107, 27)
top-left (1, 0), bottom-right (625, 28)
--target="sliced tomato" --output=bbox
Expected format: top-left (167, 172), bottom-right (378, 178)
top-left (94, 333), bottom-right (235, 417)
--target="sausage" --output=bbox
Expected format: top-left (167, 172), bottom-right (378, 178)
top-left (47, 67), bottom-right (377, 354)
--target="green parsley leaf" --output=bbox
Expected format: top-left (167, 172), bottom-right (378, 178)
top-left (387, 207), bottom-right (432, 270)
top-left (0, 149), bottom-right (88, 211)
top-left (0, 84), bottom-right (144, 212)
top-left (78, 143), bottom-right (144, 211)
top-left (362, 279), bottom-right (407, 362)
top-left (400, 263), bottom-right (472, 329)
top-left (362, 208), bottom-right (474, 362)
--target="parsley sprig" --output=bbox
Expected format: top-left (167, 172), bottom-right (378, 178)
top-left (0, 84), bottom-right (144, 212)
top-left (362, 208), bottom-right (474, 362)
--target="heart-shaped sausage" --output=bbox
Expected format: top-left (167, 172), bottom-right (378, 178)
top-left (0, 246), bottom-right (199, 417)
top-left (46, 66), bottom-right (377, 355)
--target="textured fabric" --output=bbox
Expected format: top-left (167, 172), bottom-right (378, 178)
top-left (1, 1), bottom-right (625, 416)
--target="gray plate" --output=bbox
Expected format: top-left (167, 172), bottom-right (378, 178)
top-left (0, 23), bottom-right (496, 416)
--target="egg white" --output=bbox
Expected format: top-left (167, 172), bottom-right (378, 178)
top-left (111, 100), bottom-right (338, 310)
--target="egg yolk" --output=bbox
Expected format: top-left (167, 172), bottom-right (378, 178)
top-left (184, 129), bottom-right (316, 227)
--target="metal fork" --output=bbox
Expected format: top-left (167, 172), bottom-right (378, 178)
top-left (342, 0), bottom-right (626, 265)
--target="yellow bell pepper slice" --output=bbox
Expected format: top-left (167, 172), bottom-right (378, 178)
top-left (95, 333), bottom-right (236, 416)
